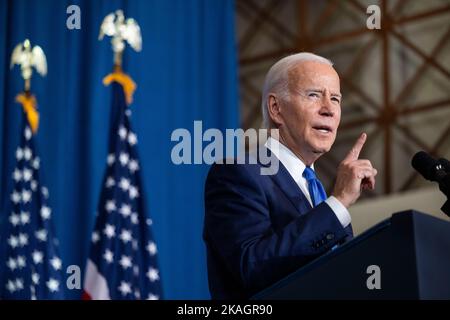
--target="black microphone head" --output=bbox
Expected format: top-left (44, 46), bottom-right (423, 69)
top-left (411, 151), bottom-right (438, 181)
top-left (438, 158), bottom-right (450, 173)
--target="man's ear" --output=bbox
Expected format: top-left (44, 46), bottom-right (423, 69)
top-left (267, 93), bottom-right (283, 127)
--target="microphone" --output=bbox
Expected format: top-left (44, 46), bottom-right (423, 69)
top-left (411, 151), bottom-right (450, 217)
top-left (411, 151), bottom-right (448, 183)
top-left (438, 157), bottom-right (450, 174)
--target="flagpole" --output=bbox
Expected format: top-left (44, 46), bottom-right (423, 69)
top-left (2, 39), bottom-right (65, 300)
top-left (84, 10), bottom-right (163, 300)
top-left (114, 51), bottom-right (123, 70)
top-left (24, 79), bottom-right (30, 93)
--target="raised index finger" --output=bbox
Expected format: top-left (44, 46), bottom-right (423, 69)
top-left (343, 133), bottom-right (367, 162)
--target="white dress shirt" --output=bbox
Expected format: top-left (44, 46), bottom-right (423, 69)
top-left (265, 137), bottom-right (351, 228)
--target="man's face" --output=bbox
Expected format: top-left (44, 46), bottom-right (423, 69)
top-left (276, 61), bottom-right (342, 162)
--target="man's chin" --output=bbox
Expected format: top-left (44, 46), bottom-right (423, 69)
top-left (312, 145), bottom-right (331, 155)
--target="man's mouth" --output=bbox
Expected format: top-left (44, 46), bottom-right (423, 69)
top-left (312, 125), bottom-right (333, 134)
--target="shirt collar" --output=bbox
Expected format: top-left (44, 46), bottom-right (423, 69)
top-left (265, 136), bottom-right (314, 182)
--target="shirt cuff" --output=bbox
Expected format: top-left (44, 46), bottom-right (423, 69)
top-left (325, 196), bottom-right (351, 228)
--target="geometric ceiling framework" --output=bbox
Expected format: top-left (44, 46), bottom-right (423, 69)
top-left (236, 0), bottom-right (450, 196)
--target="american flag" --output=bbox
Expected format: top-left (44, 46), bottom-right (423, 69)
top-left (83, 82), bottom-right (162, 300)
top-left (0, 121), bottom-right (65, 299)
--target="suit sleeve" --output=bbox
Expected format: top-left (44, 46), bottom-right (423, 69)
top-left (204, 162), bottom-right (349, 295)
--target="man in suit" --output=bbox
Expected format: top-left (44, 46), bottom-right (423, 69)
top-left (203, 52), bottom-right (377, 299)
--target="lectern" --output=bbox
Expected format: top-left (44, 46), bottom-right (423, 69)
top-left (253, 210), bottom-right (450, 299)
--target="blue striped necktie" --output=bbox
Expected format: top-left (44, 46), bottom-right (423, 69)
top-left (303, 166), bottom-right (327, 207)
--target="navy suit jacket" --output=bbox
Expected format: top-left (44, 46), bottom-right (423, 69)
top-left (203, 149), bottom-right (353, 299)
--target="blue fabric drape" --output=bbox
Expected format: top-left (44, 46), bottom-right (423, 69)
top-left (0, 0), bottom-right (238, 299)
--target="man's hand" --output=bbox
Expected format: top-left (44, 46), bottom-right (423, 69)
top-left (332, 133), bottom-right (377, 208)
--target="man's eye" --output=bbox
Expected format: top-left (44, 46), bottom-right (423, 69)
top-left (332, 97), bottom-right (341, 103)
top-left (308, 93), bottom-right (319, 98)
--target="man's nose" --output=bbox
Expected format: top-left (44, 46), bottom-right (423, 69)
top-left (319, 97), bottom-right (335, 117)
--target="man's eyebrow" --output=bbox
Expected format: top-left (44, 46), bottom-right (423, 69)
top-left (305, 88), bottom-right (322, 92)
top-left (306, 88), bottom-right (342, 98)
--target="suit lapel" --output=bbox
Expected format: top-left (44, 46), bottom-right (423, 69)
top-left (257, 146), bottom-right (312, 216)
top-left (270, 162), bottom-right (312, 215)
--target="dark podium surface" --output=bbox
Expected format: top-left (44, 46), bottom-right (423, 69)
top-left (253, 210), bottom-right (450, 300)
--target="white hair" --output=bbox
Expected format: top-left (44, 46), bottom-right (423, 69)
top-left (261, 52), bottom-right (333, 128)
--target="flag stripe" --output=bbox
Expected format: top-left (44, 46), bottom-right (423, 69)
top-left (83, 259), bottom-right (110, 300)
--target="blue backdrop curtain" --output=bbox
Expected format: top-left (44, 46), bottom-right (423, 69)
top-left (0, 0), bottom-right (238, 299)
